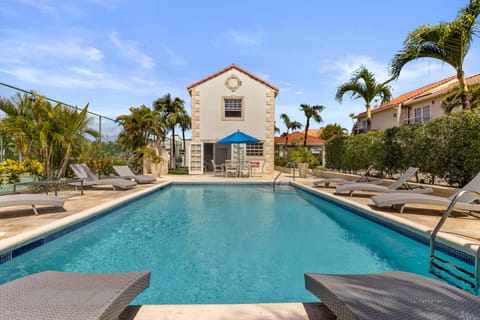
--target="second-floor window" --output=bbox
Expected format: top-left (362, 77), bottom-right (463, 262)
top-left (223, 97), bottom-right (243, 119)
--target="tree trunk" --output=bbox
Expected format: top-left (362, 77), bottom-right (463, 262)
top-left (56, 145), bottom-right (72, 179)
top-left (182, 128), bottom-right (186, 167)
top-left (171, 127), bottom-right (176, 169)
top-left (457, 70), bottom-right (471, 110)
top-left (366, 105), bottom-right (372, 132)
top-left (304, 119), bottom-right (310, 146)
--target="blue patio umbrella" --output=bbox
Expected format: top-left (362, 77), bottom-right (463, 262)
top-left (217, 130), bottom-right (260, 144)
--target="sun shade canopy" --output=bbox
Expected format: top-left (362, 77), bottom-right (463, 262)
top-left (217, 130), bottom-right (260, 144)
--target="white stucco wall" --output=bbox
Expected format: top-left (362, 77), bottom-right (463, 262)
top-left (370, 108), bottom-right (398, 130)
top-left (189, 67), bottom-right (277, 173)
top-left (193, 69), bottom-right (272, 142)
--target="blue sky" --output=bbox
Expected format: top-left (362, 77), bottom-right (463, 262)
top-left (1, 0), bottom-right (480, 138)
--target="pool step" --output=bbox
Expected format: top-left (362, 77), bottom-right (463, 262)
top-left (428, 189), bottom-right (480, 295)
top-left (429, 255), bottom-right (477, 294)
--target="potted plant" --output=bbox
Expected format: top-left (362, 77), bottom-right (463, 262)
top-left (289, 147), bottom-right (318, 178)
top-left (137, 146), bottom-right (163, 177)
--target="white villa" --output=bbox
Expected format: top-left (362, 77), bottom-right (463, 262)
top-left (355, 74), bottom-right (480, 132)
top-left (186, 64), bottom-right (279, 174)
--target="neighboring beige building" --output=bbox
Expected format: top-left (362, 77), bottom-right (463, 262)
top-left (355, 74), bottom-right (480, 132)
top-left (186, 64), bottom-right (279, 174)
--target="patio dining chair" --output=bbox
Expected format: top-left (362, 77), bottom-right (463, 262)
top-left (211, 160), bottom-right (224, 177)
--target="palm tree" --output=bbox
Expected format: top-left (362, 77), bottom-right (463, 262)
top-left (54, 104), bottom-right (99, 178)
top-left (117, 105), bottom-right (164, 150)
top-left (336, 66), bottom-right (392, 132)
top-left (279, 113), bottom-right (302, 147)
top-left (178, 109), bottom-right (191, 166)
top-left (299, 104), bottom-right (325, 146)
top-left (153, 93), bottom-right (186, 169)
top-left (0, 93), bottom-right (36, 159)
top-left (390, 0), bottom-right (480, 110)
top-left (0, 94), bottom-right (98, 178)
top-left (321, 123), bottom-right (348, 140)
top-left (441, 86), bottom-right (480, 112)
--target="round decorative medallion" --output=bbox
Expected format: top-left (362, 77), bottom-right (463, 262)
top-left (225, 74), bottom-right (242, 92)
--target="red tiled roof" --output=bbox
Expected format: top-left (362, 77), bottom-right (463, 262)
top-left (413, 73), bottom-right (480, 101)
top-left (355, 75), bottom-right (457, 118)
top-left (186, 64), bottom-right (279, 95)
top-left (274, 131), bottom-right (325, 145)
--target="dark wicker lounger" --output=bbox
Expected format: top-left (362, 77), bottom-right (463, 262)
top-left (305, 271), bottom-right (480, 320)
top-left (0, 270), bottom-right (151, 320)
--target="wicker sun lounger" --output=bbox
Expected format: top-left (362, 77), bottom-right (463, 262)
top-left (336, 167), bottom-right (432, 196)
top-left (305, 271), bottom-right (480, 320)
top-left (0, 270), bottom-right (151, 320)
top-left (313, 165), bottom-right (383, 188)
top-left (0, 194), bottom-right (64, 215)
top-left (70, 164), bottom-right (137, 190)
top-left (372, 171), bottom-right (480, 214)
top-left (113, 165), bottom-right (156, 184)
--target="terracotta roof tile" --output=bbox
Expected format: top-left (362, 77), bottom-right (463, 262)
top-left (355, 75), bottom-right (457, 118)
top-left (274, 131), bottom-right (325, 145)
top-left (187, 64), bottom-right (279, 94)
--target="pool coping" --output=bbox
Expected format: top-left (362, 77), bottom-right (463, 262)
top-left (292, 181), bottom-right (480, 261)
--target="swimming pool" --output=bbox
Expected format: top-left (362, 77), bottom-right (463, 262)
top-left (0, 184), bottom-right (474, 304)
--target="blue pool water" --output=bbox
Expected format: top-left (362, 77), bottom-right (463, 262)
top-left (0, 185), bottom-right (472, 304)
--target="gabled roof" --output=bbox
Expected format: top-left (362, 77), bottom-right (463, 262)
top-left (186, 64), bottom-right (279, 95)
top-left (274, 131), bottom-right (325, 146)
top-left (409, 73), bottom-right (480, 104)
top-left (355, 75), bottom-right (457, 118)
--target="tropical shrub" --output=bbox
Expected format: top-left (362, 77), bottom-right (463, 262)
top-left (0, 159), bottom-right (45, 184)
top-left (324, 110), bottom-right (480, 186)
top-left (289, 147), bottom-right (319, 168)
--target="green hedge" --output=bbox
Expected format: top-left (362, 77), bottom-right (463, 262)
top-left (325, 110), bottom-right (480, 186)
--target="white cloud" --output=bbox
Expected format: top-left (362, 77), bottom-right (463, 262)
top-left (0, 36), bottom-right (103, 63)
top-left (319, 55), bottom-right (391, 83)
top-left (224, 27), bottom-right (263, 46)
top-left (162, 45), bottom-right (188, 67)
top-left (6, 0), bottom-right (118, 18)
top-left (2, 64), bottom-right (163, 96)
top-left (108, 32), bottom-right (155, 69)
top-left (318, 54), bottom-right (455, 95)
top-left (255, 72), bottom-right (271, 81)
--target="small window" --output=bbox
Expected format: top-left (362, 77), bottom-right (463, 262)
top-left (246, 143), bottom-right (263, 156)
top-left (224, 98), bottom-right (242, 118)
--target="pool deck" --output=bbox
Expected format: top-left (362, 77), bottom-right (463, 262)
top-left (0, 172), bottom-right (479, 320)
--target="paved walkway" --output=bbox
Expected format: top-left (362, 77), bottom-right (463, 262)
top-left (0, 171), bottom-right (479, 319)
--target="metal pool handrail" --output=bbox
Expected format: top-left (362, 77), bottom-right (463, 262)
top-left (430, 189), bottom-right (480, 293)
top-left (273, 162), bottom-right (296, 189)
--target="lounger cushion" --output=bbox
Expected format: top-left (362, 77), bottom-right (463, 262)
top-left (305, 271), bottom-right (480, 320)
top-left (0, 194), bottom-right (64, 208)
top-left (372, 193), bottom-right (480, 212)
top-left (336, 183), bottom-right (433, 195)
top-left (69, 164), bottom-right (137, 190)
top-left (313, 177), bottom-right (383, 187)
top-left (113, 166), bottom-right (156, 184)
top-left (0, 270), bottom-right (151, 320)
